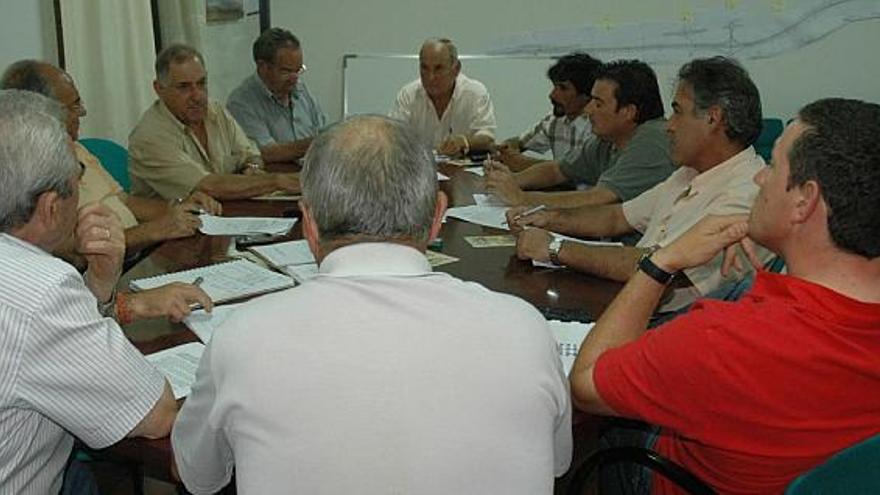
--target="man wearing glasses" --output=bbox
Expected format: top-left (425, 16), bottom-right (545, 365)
top-left (228, 28), bottom-right (327, 163)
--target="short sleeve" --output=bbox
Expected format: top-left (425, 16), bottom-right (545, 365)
top-left (129, 128), bottom-right (209, 200)
top-left (596, 137), bottom-right (673, 202)
top-left (622, 180), bottom-right (668, 234)
top-left (519, 114), bottom-right (553, 153)
top-left (389, 86), bottom-right (412, 123)
top-left (558, 137), bottom-right (606, 184)
top-left (468, 90), bottom-right (497, 139)
top-left (17, 272), bottom-right (166, 448)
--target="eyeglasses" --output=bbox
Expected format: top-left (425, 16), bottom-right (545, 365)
top-left (279, 64), bottom-right (307, 77)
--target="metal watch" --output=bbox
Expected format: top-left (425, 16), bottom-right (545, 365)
top-left (548, 237), bottom-right (564, 266)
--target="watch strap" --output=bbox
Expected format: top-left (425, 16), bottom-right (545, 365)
top-left (638, 253), bottom-right (675, 285)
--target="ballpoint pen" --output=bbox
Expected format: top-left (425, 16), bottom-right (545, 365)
top-left (504, 205), bottom-right (547, 225)
top-left (192, 276), bottom-right (204, 287)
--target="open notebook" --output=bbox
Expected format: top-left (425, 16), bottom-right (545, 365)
top-left (129, 259), bottom-right (294, 304)
top-left (548, 319), bottom-right (595, 376)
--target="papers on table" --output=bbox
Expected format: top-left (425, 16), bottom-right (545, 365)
top-left (533, 232), bottom-right (624, 268)
top-left (472, 193), bottom-right (505, 207)
top-left (437, 171), bottom-right (450, 181)
top-left (251, 192), bottom-right (302, 201)
top-left (146, 342), bottom-right (205, 399)
top-left (281, 262), bottom-right (320, 283)
top-left (445, 205), bottom-right (509, 231)
top-left (465, 166), bottom-right (485, 177)
top-left (198, 214), bottom-right (297, 236)
top-left (425, 250), bottom-right (459, 267)
top-left (183, 303), bottom-right (244, 344)
top-left (464, 235), bottom-right (516, 248)
top-left (548, 319), bottom-right (595, 376)
top-left (249, 239), bottom-right (315, 268)
top-left (129, 259), bottom-right (294, 303)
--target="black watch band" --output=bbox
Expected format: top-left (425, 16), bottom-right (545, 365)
top-left (638, 254), bottom-right (675, 285)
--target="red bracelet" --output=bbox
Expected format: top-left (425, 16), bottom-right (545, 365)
top-left (115, 292), bottom-right (134, 326)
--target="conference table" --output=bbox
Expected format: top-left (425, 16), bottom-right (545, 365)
top-left (109, 162), bottom-right (622, 491)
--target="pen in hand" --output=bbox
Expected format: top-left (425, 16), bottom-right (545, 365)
top-left (192, 276), bottom-right (204, 287)
top-left (504, 205), bottom-right (547, 225)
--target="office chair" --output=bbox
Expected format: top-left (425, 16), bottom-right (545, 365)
top-left (755, 118), bottom-right (784, 162)
top-left (79, 137), bottom-right (131, 192)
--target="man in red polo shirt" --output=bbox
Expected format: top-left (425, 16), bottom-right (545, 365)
top-left (570, 98), bottom-right (880, 494)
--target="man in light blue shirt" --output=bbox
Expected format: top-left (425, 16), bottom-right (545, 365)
top-left (228, 28), bottom-right (326, 163)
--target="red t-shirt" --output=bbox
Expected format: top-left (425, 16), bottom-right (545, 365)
top-left (594, 272), bottom-right (880, 494)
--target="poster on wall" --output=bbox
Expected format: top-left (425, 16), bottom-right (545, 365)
top-left (206, 0), bottom-right (244, 23)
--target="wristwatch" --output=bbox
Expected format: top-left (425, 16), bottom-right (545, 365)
top-left (548, 236), bottom-right (564, 266)
top-left (638, 245), bottom-right (676, 285)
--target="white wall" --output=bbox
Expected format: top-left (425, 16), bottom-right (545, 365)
top-left (271, 0), bottom-right (880, 130)
top-left (0, 0), bottom-right (57, 70)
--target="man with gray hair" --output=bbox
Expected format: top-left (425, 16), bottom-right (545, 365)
top-left (172, 115), bottom-right (571, 493)
top-left (227, 27), bottom-right (326, 163)
top-left (390, 38), bottom-right (496, 157)
top-left (129, 43), bottom-right (301, 200)
top-left (0, 90), bottom-right (178, 493)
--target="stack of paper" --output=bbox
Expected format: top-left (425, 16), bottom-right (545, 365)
top-left (145, 342), bottom-right (205, 399)
top-left (198, 215), bottom-right (297, 236)
top-left (130, 259), bottom-right (294, 303)
top-left (547, 319), bottom-right (595, 375)
top-left (444, 205), bottom-right (509, 230)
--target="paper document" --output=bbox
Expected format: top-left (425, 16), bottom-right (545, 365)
top-left (199, 214), bottom-right (297, 236)
top-left (472, 193), bottom-right (506, 207)
top-left (465, 166), bottom-right (485, 177)
top-left (437, 171), bottom-right (450, 181)
top-left (464, 235), bottom-right (516, 248)
top-left (425, 250), bottom-right (459, 267)
top-left (251, 192), bottom-right (302, 201)
top-left (183, 303), bottom-right (244, 344)
top-left (282, 262), bottom-right (320, 283)
top-left (130, 259), bottom-right (294, 303)
top-left (547, 319), bottom-right (595, 376)
top-left (146, 342), bottom-right (205, 399)
top-left (533, 232), bottom-right (624, 268)
top-left (445, 205), bottom-right (509, 231)
top-left (249, 239), bottom-right (315, 268)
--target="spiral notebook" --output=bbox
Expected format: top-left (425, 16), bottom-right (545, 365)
top-left (129, 259), bottom-right (294, 304)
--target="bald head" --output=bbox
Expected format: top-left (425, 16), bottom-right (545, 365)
top-left (1, 60), bottom-right (85, 139)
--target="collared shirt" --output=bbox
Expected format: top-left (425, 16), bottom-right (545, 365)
top-left (390, 73), bottom-right (497, 149)
top-left (595, 272), bottom-right (880, 494)
top-left (173, 242), bottom-right (571, 494)
top-left (227, 74), bottom-right (326, 147)
top-left (518, 112), bottom-right (592, 160)
top-left (558, 118), bottom-right (674, 201)
top-left (622, 146), bottom-right (772, 310)
top-left (128, 99), bottom-right (262, 200)
top-left (75, 142), bottom-right (138, 229)
top-left (0, 234), bottom-right (166, 494)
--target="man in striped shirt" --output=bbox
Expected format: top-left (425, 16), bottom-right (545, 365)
top-left (0, 90), bottom-right (179, 493)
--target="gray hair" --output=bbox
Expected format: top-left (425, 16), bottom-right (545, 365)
top-left (421, 38), bottom-right (459, 67)
top-left (0, 90), bottom-right (78, 232)
top-left (301, 115), bottom-right (438, 244)
top-left (0, 60), bottom-right (54, 97)
top-left (155, 44), bottom-right (205, 85)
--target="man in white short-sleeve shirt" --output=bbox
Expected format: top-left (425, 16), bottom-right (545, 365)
top-left (0, 90), bottom-right (178, 493)
top-left (390, 38), bottom-right (496, 157)
top-left (173, 115), bottom-right (571, 494)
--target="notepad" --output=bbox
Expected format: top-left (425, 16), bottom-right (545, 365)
top-left (547, 319), bottom-right (595, 376)
top-left (183, 303), bottom-right (244, 344)
top-left (444, 205), bottom-right (509, 230)
top-left (129, 259), bottom-right (294, 303)
top-left (249, 239), bottom-right (315, 268)
top-left (146, 342), bottom-right (205, 399)
top-left (472, 193), bottom-right (505, 207)
top-left (198, 214), bottom-right (297, 236)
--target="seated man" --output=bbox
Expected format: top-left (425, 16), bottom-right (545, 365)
top-left (390, 38), bottom-right (496, 157)
top-left (172, 115), bottom-right (571, 493)
top-left (1, 60), bottom-right (222, 254)
top-left (487, 60), bottom-right (674, 208)
top-left (510, 57), bottom-right (772, 312)
top-left (129, 44), bottom-right (300, 201)
top-left (0, 90), bottom-right (185, 493)
top-left (227, 27), bottom-right (326, 163)
top-left (570, 98), bottom-right (880, 493)
top-left (496, 52), bottom-right (601, 171)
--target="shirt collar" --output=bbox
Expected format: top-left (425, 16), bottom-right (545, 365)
top-left (0, 232), bottom-right (51, 257)
top-left (688, 146), bottom-right (762, 195)
top-left (253, 73), bottom-right (302, 104)
top-left (319, 242), bottom-right (434, 277)
top-left (155, 98), bottom-right (221, 133)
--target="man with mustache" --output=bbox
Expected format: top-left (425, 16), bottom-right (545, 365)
top-left (487, 60), bottom-right (674, 209)
top-left (496, 52), bottom-right (601, 172)
top-left (129, 44), bottom-right (301, 201)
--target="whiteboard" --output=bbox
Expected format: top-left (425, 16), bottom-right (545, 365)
top-left (342, 54), bottom-right (561, 143)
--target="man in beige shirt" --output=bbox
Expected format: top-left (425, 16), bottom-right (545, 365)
top-left (509, 57), bottom-right (773, 311)
top-left (129, 44), bottom-right (300, 201)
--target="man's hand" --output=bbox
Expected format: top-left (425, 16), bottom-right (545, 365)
top-left (156, 205), bottom-right (202, 241)
top-left (485, 161), bottom-right (526, 206)
top-left (274, 173), bottom-right (301, 194)
top-left (182, 191), bottom-right (222, 215)
top-left (127, 283), bottom-right (213, 323)
top-left (516, 227), bottom-right (554, 262)
top-left (438, 135), bottom-right (469, 157)
top-left (652, 214), bottom-right (763, 275)
top-left (504, 206), bottom-right (554, 234)
top-left (78, 203), bottom-right (125, 303)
